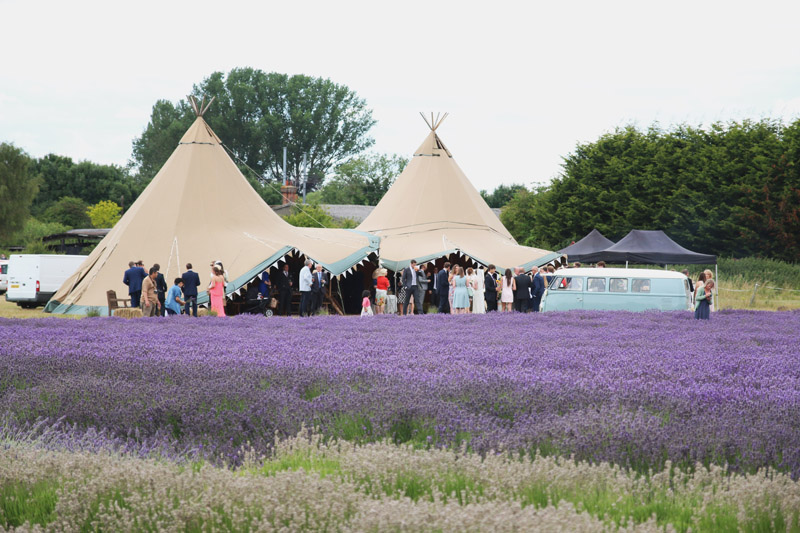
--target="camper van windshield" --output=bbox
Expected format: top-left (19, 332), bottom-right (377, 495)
top-left (551, 276), bottom-right (583, 291)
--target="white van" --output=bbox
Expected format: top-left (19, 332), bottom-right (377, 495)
top-left (0, 259), bottom-right (8, 293)
top-left (5, 254), bottom-right (86, 308)
top-left (541, 267), bottom-right (692, 312)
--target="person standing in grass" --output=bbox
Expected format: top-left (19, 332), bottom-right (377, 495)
top-left (703, 269), bottom-right (716, 312)
top-left (694, 272), bottom-right (706, 308)
top-left (374, 268), bottom-right (389, 314)
top-left (299, 260), bottom-right (313, 317)
top-left (500, 268), bottom-right (515, 312)
top-left (141, 267), bottom-right (159, 317)
top-left (165, 278), bottom-right (185, 316)
top-left (694, 279), bottom-right (713, 319)
top-left (451, 266), bottom-right (470, 315)
top-left (436, 263), bottom-right (451, 314)
top-left (181, 263), bottom-right (200, 317)
top-left (360, 290), bottom-right (373, 316)
top-left (123, 260), bottom-right (147, 308)
top-left (209, 266), bottom-right (226, 317)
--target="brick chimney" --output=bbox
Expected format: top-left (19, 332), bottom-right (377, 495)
top-left (280, 184), bottom-right (298, 205)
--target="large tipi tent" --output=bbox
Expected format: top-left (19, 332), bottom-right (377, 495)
top-left (357, 114), bottom-right (563, 272)
top-left (46, 100), bottom-right (379, 315)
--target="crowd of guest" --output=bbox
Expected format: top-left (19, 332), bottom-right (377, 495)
top-left (122, 257), bottom-right (715, 319)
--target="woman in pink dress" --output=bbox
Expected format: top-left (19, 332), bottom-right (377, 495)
top-left (209, 266), bottom-right (226, 317)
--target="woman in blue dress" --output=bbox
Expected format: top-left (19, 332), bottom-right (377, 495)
top-left (451, 265), bottom-right (470, 315)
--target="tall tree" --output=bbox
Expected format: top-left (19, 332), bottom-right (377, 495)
top-left (317, 153), bottom-right (407, 205)
top-left (0, 143), bottom-right (39, 242)
top-left (131, 68), bottom-right (376, 196)
top-left (480, 183), bottom-right (528, 208)
top-left (502, 119), bottom-right (799, 261)
top-left (31, 155), bottom-right (137, 213)
top-left (43, 196), bottom-right (91, 228)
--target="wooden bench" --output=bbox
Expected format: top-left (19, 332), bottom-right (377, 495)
top-left (106, 290), bottom-right (132, 317)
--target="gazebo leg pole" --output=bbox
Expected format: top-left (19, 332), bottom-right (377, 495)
top-left (715, 264), bottom-right (719, 311)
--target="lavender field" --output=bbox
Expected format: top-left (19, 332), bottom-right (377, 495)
top-left (2, 310), bottom-right (800, 473)
top-left (2, 310), bottom-right (800, 531)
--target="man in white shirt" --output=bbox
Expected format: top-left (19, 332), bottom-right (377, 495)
top-left (299, 260), bottom-right (314, 317)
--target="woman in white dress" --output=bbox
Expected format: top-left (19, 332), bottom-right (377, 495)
top-left (500, 268), bottom-right (515, 312)
top-left (472, 267), bottom-right (486, 314)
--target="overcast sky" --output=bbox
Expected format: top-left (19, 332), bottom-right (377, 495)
top-left (2, 0), bottom-right (799, 192)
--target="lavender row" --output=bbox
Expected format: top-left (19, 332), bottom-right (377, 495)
top-left (1, 310), bottom-right (799, 475)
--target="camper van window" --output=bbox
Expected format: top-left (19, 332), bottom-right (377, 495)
top-left (609, 278), bottom-right (628, 293)
top-left (564, 277), bottom-right (583, 291)
top-left (632, 279), bottom-right (651, 293)
top-left (550, 277), bottom-right (564, 290)
top-left (0, 265), bottom-right (6, 275)
top-left (587, 277), bottom-right (606, 292)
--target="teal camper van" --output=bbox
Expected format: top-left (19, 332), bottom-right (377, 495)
top-left (540, 268), bottom-right (692, 312)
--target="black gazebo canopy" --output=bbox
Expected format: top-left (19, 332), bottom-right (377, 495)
top-left (559, 229), bottom-right (616, 262)
top-left (580, 230), bottom-right (716, 265)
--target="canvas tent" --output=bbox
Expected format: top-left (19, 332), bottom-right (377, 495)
top-left (559, 229), bottom-right (615, 262)
top-left (356, 114), bottom-right (563, 272)
top-left (579, 230), bottom-right (716, 264)
top-left (46, 102), bottom-right (378, 316)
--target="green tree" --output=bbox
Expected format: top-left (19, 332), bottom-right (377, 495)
top-left (31, 155), bottom-right (137, 214)
top-left (502, 119), bottom-right (800, 260)
top-left (43, 196), bottom-right (91, 228)
top-left (282, 201), bottom-right (336, 228)
top-left (0, 143), bottom-right (39, 242)
top-left (11, 218), bottom-right (68, 247)
top-left (480, 183), bottom-right (528, 208)
top-left (131, 68), bottom-right (376, 194)
top-left (86, 200), bottom-right (122, 228)
top-left (318, 153), bottom-right (407, 205)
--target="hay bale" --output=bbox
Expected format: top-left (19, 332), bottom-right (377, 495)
top-left (113, 308), bottom-right (143, 319)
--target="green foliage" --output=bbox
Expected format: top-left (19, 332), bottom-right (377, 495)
top-left (86, 200), bottom-right (122, 228)
top-left (85, 307), bottom-right (102, 318)
top-left (23, 240), bottom-right (50, 254)
top-left (132, 68), bottom-right (376, 194)
top-left (0, 143), bottom-right (39, 242)
top-left (42, 196), bottom-right (91, 228)
top-left (31, 155), bottom-right (136, 214)
top-left (480, 183), bottom-right (528, 208)
top-left (11, 218), bottom-right (68, 247)
top-left (282, 201), bottom-right (336, 228)
top-left (317, 153), bottom-right (408, 205)
top-left (504, 120), bottom-right (800, 261)
top-left (0, 480), bottom-right (58, 528)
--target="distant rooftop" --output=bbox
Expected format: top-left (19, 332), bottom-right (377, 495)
top-left (273, 204), bottom-right (502, 223)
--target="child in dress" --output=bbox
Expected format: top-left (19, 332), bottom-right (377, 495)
top-left (361, 290), bottom-right (373, 317)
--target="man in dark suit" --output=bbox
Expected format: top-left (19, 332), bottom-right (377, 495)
top-left (401, 260), bottom-right (419, 315)
top-left (153, 263), bottom-right (168, 316)
top-left (484, 264), bottom-right (499, 312)
top-left (310, 264), bottom-right (328, 314)
top-left (181, 263), bottom-right (201, 316)
top-left (275, 263), bottom-right (293, 316)
top-left (436, 262), bottom-right (451, 314)
top-left (531, 266), bottom-right (546, 313)
top-left (123, 260), bottom-right (147, 308)
top-left (430, 267), bottom-right (439, 309)
top-left (514, 267), bottom-right (531, 313)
